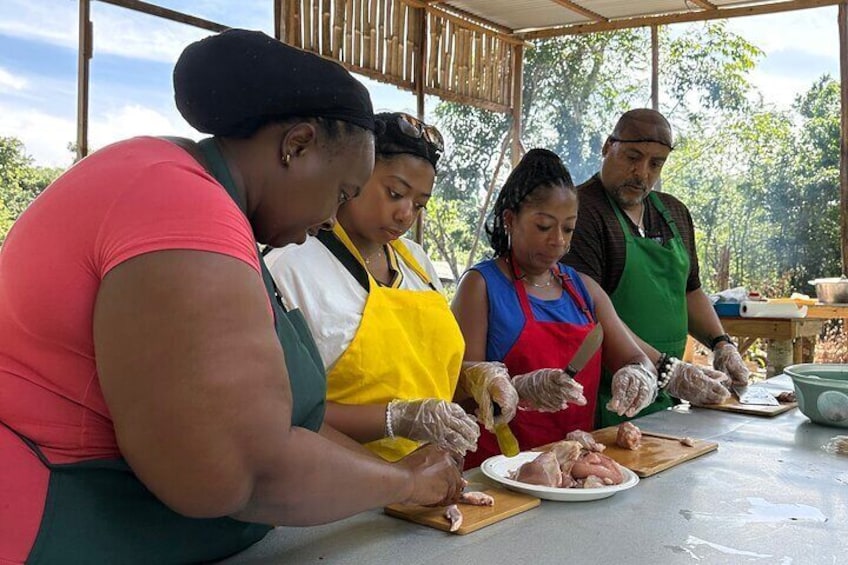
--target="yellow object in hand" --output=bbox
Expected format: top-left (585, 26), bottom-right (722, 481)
top-left (494, 423), bottom-right (520, 457)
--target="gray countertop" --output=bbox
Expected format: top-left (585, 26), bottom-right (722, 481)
top-left (223, 377), bottom-right (848, 564)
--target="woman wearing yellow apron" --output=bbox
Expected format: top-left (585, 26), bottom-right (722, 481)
top-left (266, 113), bottom-right (513, 461)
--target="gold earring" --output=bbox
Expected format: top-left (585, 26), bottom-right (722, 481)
top-left (282, 153), bottom-right (291, 167)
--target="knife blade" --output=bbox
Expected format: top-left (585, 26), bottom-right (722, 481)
top-left (733, 385), bottom-right (779, 406)
top-left (564, 324), bottom-right (604, 377)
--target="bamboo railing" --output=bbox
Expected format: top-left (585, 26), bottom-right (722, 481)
top-left (284, 0), bottom-right (516, 112)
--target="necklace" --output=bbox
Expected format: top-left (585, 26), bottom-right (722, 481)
top-left (362, 246), bottom-right (385, 266)
top-left (523, 271), bottom-right (555, 288)
top-left (630, 201), bottom-right (646, 237)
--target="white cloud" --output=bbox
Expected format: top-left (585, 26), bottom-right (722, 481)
top-left (0, 102), bottom-right (75, 167)
top-left (0, 67), bottom-right (27, 92)
top-left (725, 7), bottom-right (838, 59)
top-left (89, 104), bottom-right (199, 150)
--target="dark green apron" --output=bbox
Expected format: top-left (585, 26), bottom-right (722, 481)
top-left (597, 192), bottom-right (690, 427)
top-left (18, 137), bottom-right (327, 564)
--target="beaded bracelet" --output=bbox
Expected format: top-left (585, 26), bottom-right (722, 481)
top-left (656, 354), bottom-right (680, 389)
top-left (385, 399), bottom-right (397, 439)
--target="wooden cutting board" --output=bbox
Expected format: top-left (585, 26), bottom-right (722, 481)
top-left (384, 487), bottom-right (540, 535)
top-left (699, 397), bottom-right (797, 417)
top-left (590, 426), bottom-right (718, 477)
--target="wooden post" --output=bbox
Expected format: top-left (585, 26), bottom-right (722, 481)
top-left (651, 24), bottom-right (663, 192)
top-left (651, 25), bottom-right (659, 110)
top-left (839, 3), bottom-right (848, 274)
top-left (76, 0), bottom-right (91, 161)
top-left (510, 44), bottom-right (524, 167)
top-left (414, 6), bottom-right (427, 245)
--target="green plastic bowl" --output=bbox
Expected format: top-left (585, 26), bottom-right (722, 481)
top-left (784, 363), bottom-right (848, 428)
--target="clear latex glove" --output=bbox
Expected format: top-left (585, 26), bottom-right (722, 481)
top-left (512, 369), bottom-right (587, 413)
top-left (389, 399), bottom-right (480, 456)
top-left (606, 364), bottom-right (658, 418)
top-left (461, 362), bottom-right (519, 432)
top-left (712, 343), bottom-right (750, 386)
top-left (665, 361), bottom-right (731, 405)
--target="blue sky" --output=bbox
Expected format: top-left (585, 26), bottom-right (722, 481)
top-left (0, 0), bottom-right (839, 167)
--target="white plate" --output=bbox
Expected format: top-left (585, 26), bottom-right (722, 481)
top-left (480, 451), bottom-right (639, 502)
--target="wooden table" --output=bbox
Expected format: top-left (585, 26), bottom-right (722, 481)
top-left (223, 383), bottom-right (848, 565)
top-left (719, 316), bottom-right (824, 368)
top-left (805, 302), bottom-right (848, 320)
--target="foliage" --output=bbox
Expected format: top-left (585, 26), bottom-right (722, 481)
top-left (0, 137), bottom-right (63, 244)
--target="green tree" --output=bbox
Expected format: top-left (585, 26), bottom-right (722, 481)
top-left (0, 137), bottom-right (63, 243)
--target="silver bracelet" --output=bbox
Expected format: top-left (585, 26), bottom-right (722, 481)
top-left (385, 399), bottom-right (396, 439)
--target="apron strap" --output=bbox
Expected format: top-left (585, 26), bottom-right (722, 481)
top-left (555, 269), bottom-right (596, 324)
top-left (316, 229), bottom-right (371, 292)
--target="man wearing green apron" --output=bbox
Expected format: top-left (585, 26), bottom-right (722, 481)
top-left (564, 109), bottom-right (750, 427)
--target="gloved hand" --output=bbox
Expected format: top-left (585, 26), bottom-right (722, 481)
top-left (665, 361), bottom-right (731, 405)
top-left (512, 369), bottom-right (587, 412)
top-left (606, 364), bottom-right (658, 418)
top-left (712, 343), bottom-right (750, 386)
top-left (388, 399), bottom-right (480, 456)
top-left (461, 362), bottom-right (519, 432)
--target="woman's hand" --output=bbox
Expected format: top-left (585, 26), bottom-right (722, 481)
top-left (606, 364), bottom-right (658, 417)
top-left (512, 369), bottom-right (587, 412)
top-left (666, 361), bottom-right (731, 405)
top-left (397, 445), bottom-right (465, 507)
top-left (461, 362), bottom-right (519, 432)
top-left (388, 399), bottom-right (480, 456)
top-left (712, 343), bottom-right (750, 386)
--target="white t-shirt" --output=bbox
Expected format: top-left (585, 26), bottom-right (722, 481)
top-left (264, 235), bottom-right (444, 372)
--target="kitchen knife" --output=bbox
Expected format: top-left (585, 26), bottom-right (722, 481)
top-left (733, 385), bottom-right (779, 406)
top-left (564, 324), bottom-right (604, 378)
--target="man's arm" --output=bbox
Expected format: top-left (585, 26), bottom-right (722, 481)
top-left (686, 288), bottom-right (728, 348)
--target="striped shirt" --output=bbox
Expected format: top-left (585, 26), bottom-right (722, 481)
top-left (564, 174), bottom-right (702, 295)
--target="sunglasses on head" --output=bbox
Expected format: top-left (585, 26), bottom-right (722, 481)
top-left (396, 113), bottom-right (444, 152)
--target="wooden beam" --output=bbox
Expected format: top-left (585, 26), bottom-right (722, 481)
top-left (510, 44), bottom-right (524, 166)
top-left (95, 0), bottom-right (228, 32)
top-left (840, 2), bottom-right (848, 274)
top-left (404, 0), bottom-right (521, 40)
top-left (549, 0), bottom-right (608, 22)
top-left (651, 25), bottom-right (658, 110)
top-left (76, 0), bottom-right (91, 161)
top-left (688, 0), bottom-right (717, 9)
top-left (520, 0), bottom-right (844, 39)
top-left (415, 6), bottom-right (427, 245)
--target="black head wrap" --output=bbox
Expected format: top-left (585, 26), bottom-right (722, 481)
top-left (374, 112), bottom-right (441, 170)
top-left (173, 29), bottom-right (375, 137)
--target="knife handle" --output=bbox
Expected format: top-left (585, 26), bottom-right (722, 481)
top-left (491, 402), bottom-right (520, 457)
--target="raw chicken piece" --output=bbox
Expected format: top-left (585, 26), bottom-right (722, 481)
top-left (566, 430), bottom-right (606, 452)
top-left (616, 421), bottom-right (642, 450)
top-left (459, 491), bottom-right (494, 506)
top-left (680, 436), bottom-right (695, 447)
top-left (444, 505), bottom-right (462, 532)
top-left (571, 451), bottom-right (624, 484)
top-left (509, 451), bottom-right (562, 487)
top-left (777, 391), bottom-right (796, 403)
top-left (543, 439), bottom-right (583, 474)
top-left (582, 475), bottom-right (606, 489)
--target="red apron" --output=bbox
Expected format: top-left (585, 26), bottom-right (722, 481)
top-left (465, 261), bottom-right (602, 469)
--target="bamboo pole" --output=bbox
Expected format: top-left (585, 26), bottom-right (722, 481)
top-left (333, 0), bottom-right (343, 58)
top-left (344, 0), bottom-right (353, 64)
top-left (651, 25), bottom-right (659, 110)
top-left (303, 0), bottom-right (312, 49)
top-left (510, 44), bottom-right (524, 166)
top-left (839, 3), bottom-right (848, 273)
top-left (321, 0), bottom-right (331, 55)
top-left (369, 0), bottom-right (378, 69)
top-left (76, 0), bottom-right (91, 161)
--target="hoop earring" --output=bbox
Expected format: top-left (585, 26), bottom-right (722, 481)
top-left (282, 153), bottom-right (292, 167)
top-left (506, 232), bottom-right (512, 251)
top-left (564, 244), bottom-right (571, 254)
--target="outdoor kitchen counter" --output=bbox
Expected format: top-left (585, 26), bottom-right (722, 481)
top-left (223, 388), bottom-right (847, 564)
